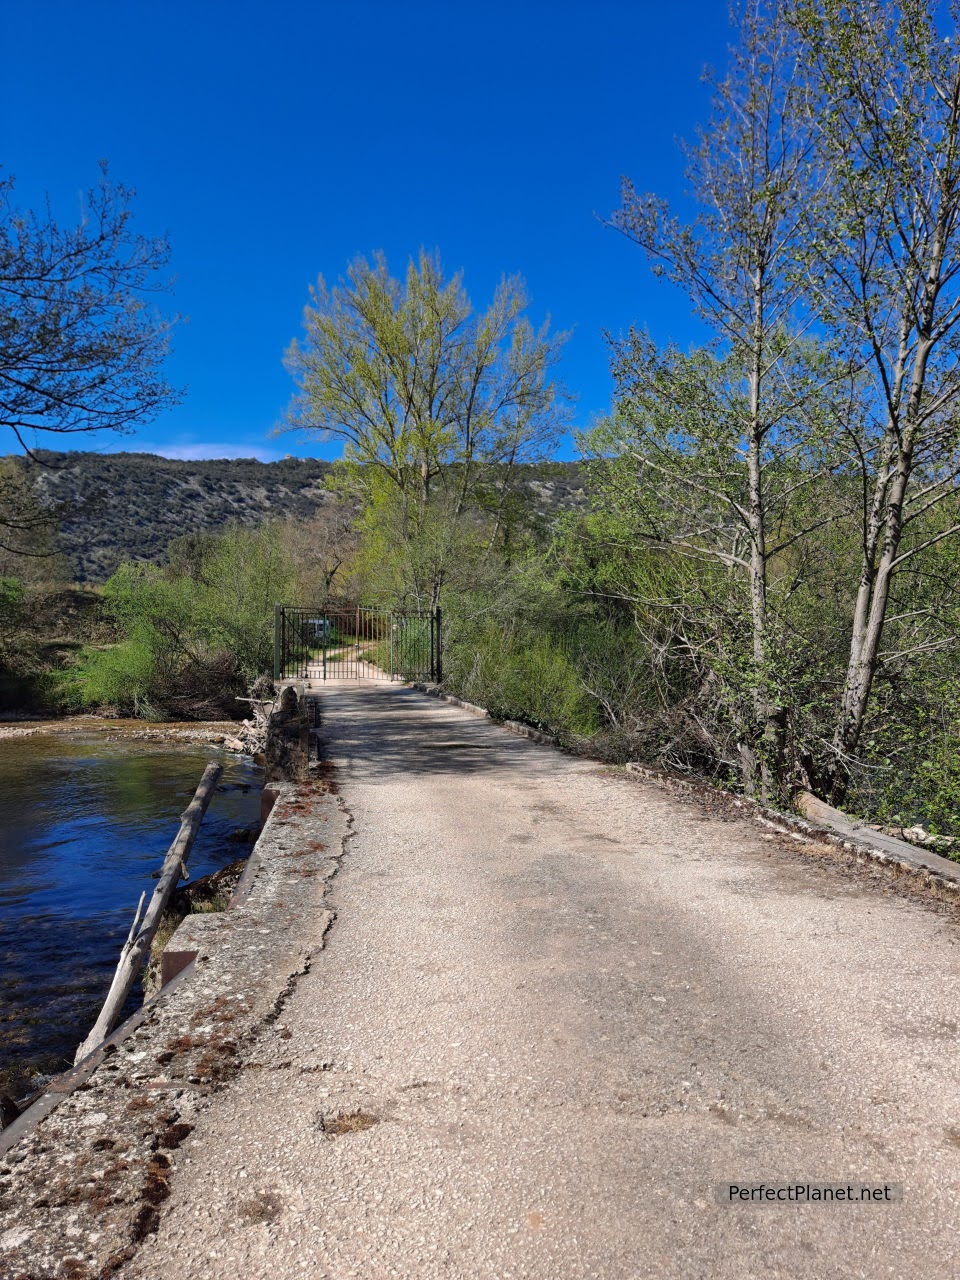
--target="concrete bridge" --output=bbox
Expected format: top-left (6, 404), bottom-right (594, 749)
top-left (2, 680), bottom-right (959, 1278)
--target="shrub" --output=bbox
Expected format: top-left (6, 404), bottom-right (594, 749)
top-left (444, 621), bottom-right (597, 741)
top-left (59, 523), bottom-right (296, 718)
top-left (56, 637), bottom-right (159, 717)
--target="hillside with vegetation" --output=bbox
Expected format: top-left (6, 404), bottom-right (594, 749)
top-left (9, 451), bottom-right (586, 583)
top-left (19, 452), bottom-right (335, 582)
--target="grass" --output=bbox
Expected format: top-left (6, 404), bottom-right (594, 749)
top-left (321, 1109), bottom-right (379, 1137)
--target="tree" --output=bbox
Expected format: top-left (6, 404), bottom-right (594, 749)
top-left (604, 1), bottom-right (827, 802)
top-left (279, 503), bottom-right (360, 600)
top-left (0, 164), bottom-right (178, 460)
top-left (789, 0), bottom-right (960, 801)
top-left (281, 251), bottom-right (569, 608)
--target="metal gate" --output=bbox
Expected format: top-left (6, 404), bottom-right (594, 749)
top-left (273, 604), bottom-right (442, 682)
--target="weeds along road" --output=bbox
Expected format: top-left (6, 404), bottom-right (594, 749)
top-left (124, 680), bottom-right (960, 1280)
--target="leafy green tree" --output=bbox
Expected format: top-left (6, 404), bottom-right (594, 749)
top-left (605, 2), bottom-right (827, 801)
top-left (193, 523), bottom-right (295, 674)
top-left (281, 251), bottom-right (569, 607)
top-left (600, 0), bottom-right (960, 811)
top-left (788, 0), bottom-right (960, 800)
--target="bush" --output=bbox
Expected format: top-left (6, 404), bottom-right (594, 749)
top-left (56, 638), bottom-right (160, 717)
top-left (853, 679), bottom-right (960, 839)
top-left (444, 621), bottom-right (598, 741)
top-left (60, 523), bottom-right (296, 718)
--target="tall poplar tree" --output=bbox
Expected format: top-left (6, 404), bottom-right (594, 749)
top-left (791, 0), bottom-right (960, 801)
top-left (606, 1), bottom-right (822, 802)
top-left (281, 251), bottom-right (568, 608)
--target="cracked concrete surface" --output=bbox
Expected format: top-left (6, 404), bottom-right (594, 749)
top-left (107, 679), bottom-right (960, 1279)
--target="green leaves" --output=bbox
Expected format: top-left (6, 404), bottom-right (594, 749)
top-left (282, 250), bottom-right (570, 605)
top-left (62, 524), bottom-right (297, 717)
top-left (282, 250), bottom-right (568, 490)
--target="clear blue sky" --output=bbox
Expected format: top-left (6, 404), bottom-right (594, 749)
top-left (3, 0), bottom-right (732, 463)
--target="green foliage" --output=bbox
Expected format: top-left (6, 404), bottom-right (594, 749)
top-left (346, 464), bottom-right (506, 610)
top-left (192, 523), bottom-right (295, 674)
top-left (872, 692), bottom-right (960, 843)
top-left (284, 251), bottom-right (568, 485)
top-left (0, 575), bottom-right (25, 624)
top-left (282, 251), bottom-right (570, 607)
top-left (428, 439), bottom-right (960, 837)
top-left (60, 522), bottom-right (296, 718)
top-left (57, 637), bottom-right (159, 718)
top-left (443, 618), bottom-right (598, 742)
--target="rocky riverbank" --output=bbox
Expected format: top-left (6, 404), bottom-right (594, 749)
top-left (0, 717), bottom-right (275, 763)
top-left (0, 715), bottom-right (245, 744)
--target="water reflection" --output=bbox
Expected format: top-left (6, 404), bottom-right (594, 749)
top-left (0, 734), bottom-right (262, 1095)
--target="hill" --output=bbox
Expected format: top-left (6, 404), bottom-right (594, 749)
top-left (14, 453), bottom-right (335, 582)
top-left (11, 452), bottom-right (586, 583)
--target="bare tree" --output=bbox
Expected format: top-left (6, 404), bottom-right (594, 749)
top-left (282, 502), bottom-right (359, 600)
top-left (0, 164), bottom-right (178, 454)
top-left (0, 165), bottom-right (178, 555)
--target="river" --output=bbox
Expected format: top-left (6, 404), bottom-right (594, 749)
top-left (0, 731), bottom-right (262, 1100)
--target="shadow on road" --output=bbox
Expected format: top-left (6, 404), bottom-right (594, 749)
top-left (312, 683), bottom-right (574, 784)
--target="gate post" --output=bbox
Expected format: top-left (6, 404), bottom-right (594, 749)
top-left (434, 607), bottom-right (443, 683)
top-left (273, 605), bottom-right (282, 681)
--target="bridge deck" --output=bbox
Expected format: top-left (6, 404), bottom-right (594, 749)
top-left (126, 679), bottom-right (960, 1279)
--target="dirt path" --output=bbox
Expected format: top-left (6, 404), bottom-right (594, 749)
top-left (122, 680), bottom-right (960, 1279)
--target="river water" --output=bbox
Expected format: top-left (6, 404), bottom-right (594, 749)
top-left (0, 732), bottom-right (262, 1099)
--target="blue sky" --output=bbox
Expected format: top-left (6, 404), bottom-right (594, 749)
top-left (3, 0), bottom-right (732, 463)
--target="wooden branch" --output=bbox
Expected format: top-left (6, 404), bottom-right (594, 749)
top-left (890, 521), bottom-right (960, 569)
top-left (74, 761), bottom-right (223, 1064)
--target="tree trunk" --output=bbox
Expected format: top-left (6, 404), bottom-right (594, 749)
top-left (829, 341), bottom-right (932, 803)
top-left (744, 284), bottom-right (783, 806)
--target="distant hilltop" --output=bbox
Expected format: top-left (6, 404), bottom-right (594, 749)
top-left (10, 451), bottom-right (586, 583)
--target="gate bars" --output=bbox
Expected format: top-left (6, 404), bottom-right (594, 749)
top-left (273, 604), bottom-right (443, 683)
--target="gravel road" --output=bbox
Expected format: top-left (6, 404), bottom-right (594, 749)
top-left (123, 680), bottom-right (960, 1279)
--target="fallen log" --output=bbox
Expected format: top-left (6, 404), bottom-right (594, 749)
top-left (74, 761), bottom-right (223, 1063)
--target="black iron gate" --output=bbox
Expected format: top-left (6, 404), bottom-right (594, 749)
top-left (273, 604), bottom-right (442, 682)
